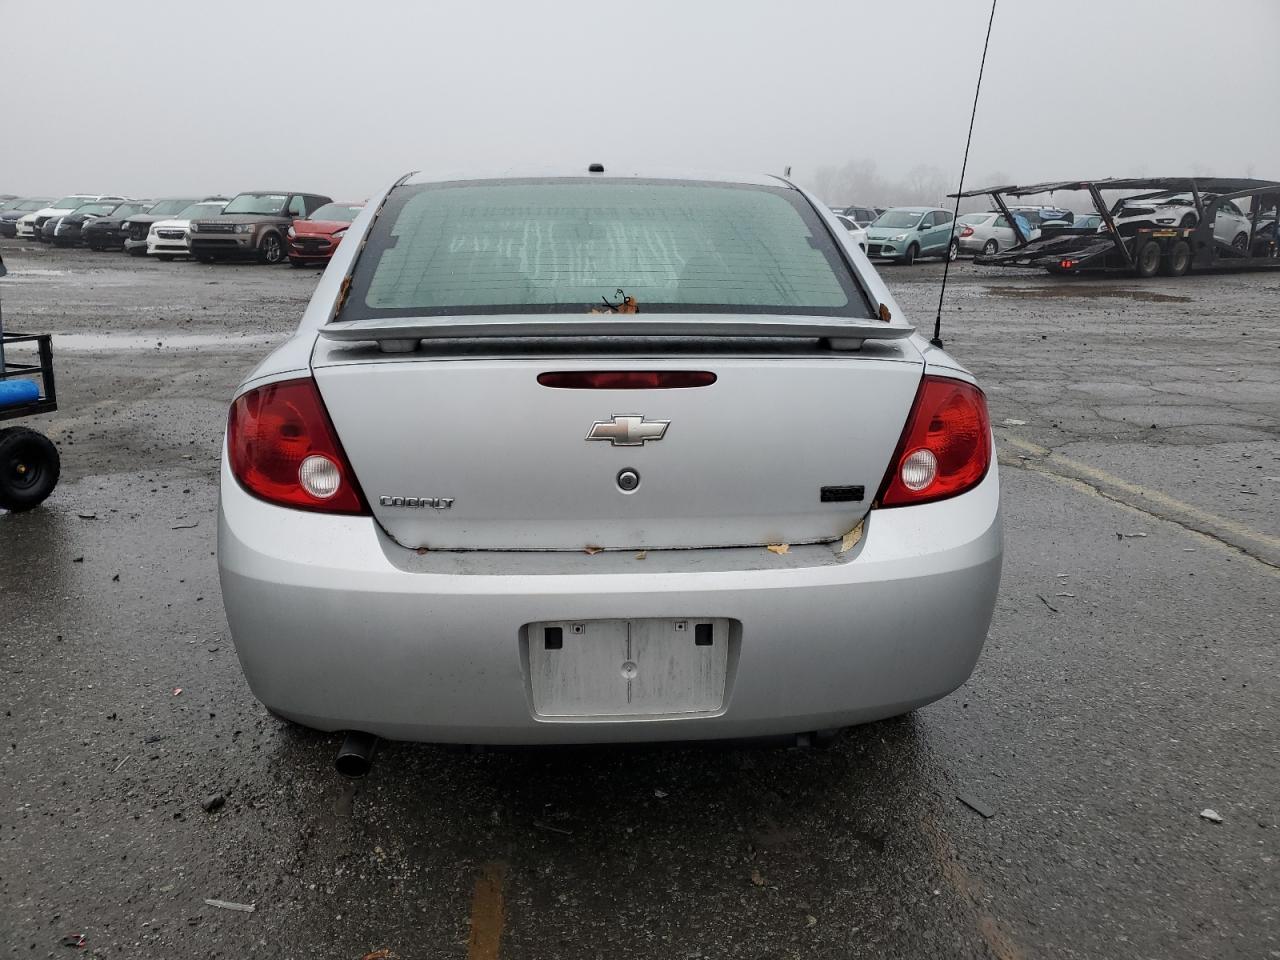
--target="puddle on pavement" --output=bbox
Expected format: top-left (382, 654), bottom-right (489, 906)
top-left (0, 268), bottom-right (71, 282)
top-left (54, 333), bottom-right (283, 351)
top-left (983, 286), bottom-right (1192, 304)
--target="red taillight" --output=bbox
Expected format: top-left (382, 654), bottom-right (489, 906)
top-left (1060, 259), bottom-right (1076, 269)
top-left (227, 378), bottom-right (368, 514)
top-left (960, 226), bottom-right (974, 238)
top-left (875, 376), bottom-right (991, 508)
top-left (537, 370), bottom-right (717, 389)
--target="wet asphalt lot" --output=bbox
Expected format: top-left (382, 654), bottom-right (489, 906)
top-left (0, 241), bottom-right (1277, 959)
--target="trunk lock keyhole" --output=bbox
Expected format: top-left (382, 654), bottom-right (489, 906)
top-left (616, 468), bottom-right (640, 492)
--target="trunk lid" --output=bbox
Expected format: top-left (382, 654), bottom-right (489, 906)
top-left (312, 342), bottom-right (923, 551)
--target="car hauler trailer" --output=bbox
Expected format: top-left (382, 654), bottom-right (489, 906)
top-left (952, 177), bottom-right (1280, 278)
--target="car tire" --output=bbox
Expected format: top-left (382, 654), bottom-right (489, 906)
top-left (902, 243), bottom-right (919, 265)
top-left (127, 246), bottom-right (147, 257)
top-left (1134, 237), bottom-right (1162, 278)
top-left (0, 427), bottom-right (61, 512)
top-left (259, 232), bottom-right (285, 265)
top-left (982, 239), bottom-right (998, 255)
top-left (1180, 213), bottom-right (1197, 228)
top-left (1231, 233), bottom-right (1249, 252)
top-left (1161, 240), bottom-right (1191, 277)
top-left (156, 255), bottom-right (175, 262)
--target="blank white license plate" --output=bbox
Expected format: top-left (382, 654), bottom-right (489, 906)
top-left (528, 618), bottom-right (729, 717)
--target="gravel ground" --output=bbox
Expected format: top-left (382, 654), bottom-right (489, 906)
top-left (1, 241), bottom-right (1277, 959)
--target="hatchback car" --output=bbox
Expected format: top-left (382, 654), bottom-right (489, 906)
top-left (286, 201), bottom-right (365, 267)
top-left (218, 170), bottom-right (1002, 749)
top-left (864, 207), bottom-right (959, 263)
top-left (1112, 193), bottom-right (1253, 247)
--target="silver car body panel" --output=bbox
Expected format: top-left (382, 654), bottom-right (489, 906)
top-left (218, 454), bottom-right (1001, 743)
top-left (218, 170), bottom-right (1002, 743)
top-left (311, 349), bottom-right (923, 550)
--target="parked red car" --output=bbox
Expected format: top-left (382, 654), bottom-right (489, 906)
top-left (286, 201), bottom-right (365, 267)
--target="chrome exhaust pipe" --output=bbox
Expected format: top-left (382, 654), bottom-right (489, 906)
top-left (335, 731), bottom-right (378, 778)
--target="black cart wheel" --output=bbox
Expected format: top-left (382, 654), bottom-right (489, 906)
top-left (260, 233), bottom-right (285, 265)
top-left (0, 427), bottom-right (61, 512)
top-left (1134, 238), bottom-right (1162, 278)
top-left (1161, 240), bottom-right (1191, 277)
top-left (982, 238), bottom-right (998, 255)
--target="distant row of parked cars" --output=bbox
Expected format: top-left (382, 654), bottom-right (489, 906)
top-left (823, 194), bottom-right (1266, 265)
top-left (0, 192), bottom-right (365, 267)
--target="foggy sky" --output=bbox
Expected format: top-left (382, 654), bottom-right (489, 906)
top-left (4, 0), bottom-right (1278, 204)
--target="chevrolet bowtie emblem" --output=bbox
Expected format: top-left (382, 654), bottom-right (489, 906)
top-left (585, 415), bottom-right (670, 446)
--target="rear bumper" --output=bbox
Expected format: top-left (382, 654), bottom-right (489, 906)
top-left (218, 459), bottom-right (1002, 744)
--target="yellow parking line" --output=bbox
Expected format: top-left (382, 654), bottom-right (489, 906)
top-left (1000, 434), bottom-right (1280, 563)
top-left (466, 861), bottom-right (508, 960)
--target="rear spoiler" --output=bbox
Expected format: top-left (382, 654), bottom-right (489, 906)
top-left (319, 314), bottom-right (915, 353)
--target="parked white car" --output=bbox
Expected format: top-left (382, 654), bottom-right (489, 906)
top-left (1113, 194), bottom-right (1253, 248)
top-left (834, 213), bottom-right (868, 251)
top-left (15, 194), bottom-right (102, 240)
top-left (956, 212), bottom-right (1035, 255)
top-left (145, 199), bottom-right (229, 259)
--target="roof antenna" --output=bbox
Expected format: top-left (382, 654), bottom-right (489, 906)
top-left (933, 0), bottom-right (998, 349)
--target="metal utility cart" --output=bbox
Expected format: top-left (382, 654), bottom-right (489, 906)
top-left (952, 177), bottom-right (1280, 278)
top-left (0, 252), bottom-right (61, 511)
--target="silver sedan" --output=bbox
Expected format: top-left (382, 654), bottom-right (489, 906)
top-left (218, 170), bottom-right (1002, 750)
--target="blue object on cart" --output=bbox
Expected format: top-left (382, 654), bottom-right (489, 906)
top-left (0, 379), bottom-right (40, 407)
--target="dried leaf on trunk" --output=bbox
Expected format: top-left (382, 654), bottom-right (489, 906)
top-left (766, 544), bottom-right (789, 555)
top-left (838, 520), bottom-right (864, 554)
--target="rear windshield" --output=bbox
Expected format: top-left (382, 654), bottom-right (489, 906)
top-left (309, 203), bottom-right (362, 222)
top-left (53, 195), bottom-right (92, 209)
top-left (340, 179), bottom-right (870, 320)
